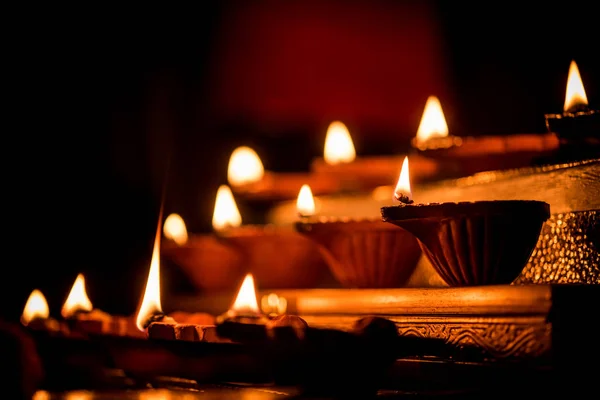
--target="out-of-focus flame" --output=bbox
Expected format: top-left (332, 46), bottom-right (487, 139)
top-left (212, 185), bottom-right (242, 232)
top-left (163, 213), bottom-right (188, 246)
top-left (61, 274), bottom-right (93, 318)
top-left (564, 60), bottom-right (588, 112)
top-left (227, 146), bottom-right (265, 186)
top-left (21, 289), bottom-right (49, 325)
top-left (261, 293), bottom-right (288, 316)
top-left (136, 215), bottom-right (164, 331)
top-left (415, 96), bottom-right (448, 143)
top-left (323, 121), bottom-right (356, 165)
top-left (296, 184), bottom-right (315, 217)
top-left (230, 273), bottom-right (260, 315)
top-left (394, 156), bottom-right (412, 202)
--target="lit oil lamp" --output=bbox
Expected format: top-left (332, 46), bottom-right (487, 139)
top-left (227, 145), bottom-right (341, 201)
top-left (295, 182), bottom-right (421, 288)
top-left (411, 95), bottom-right (558, 175)
top-left (544, 60), bottom-right (599, 159)
top-left (214, 185), bottom-right (327, 289)
top-left (21, 289), bottom-right (64, 333)
top-left (161, 209), bottom-right (245, 292)
top-left (381, 157), bottom-right (551, 286)
top-left (139, 213), bottom-right (216, 339)
top-left (60, 273), bottom-right (142, 337)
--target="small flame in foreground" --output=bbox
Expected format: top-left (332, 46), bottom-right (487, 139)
top-left (415, 96), bottom-right (449, 143)
top-left (394, 156), bottom-right (412, 203)
top-left (21, 289), bottom-right (49, 325)
top-left (163, 213), bottom-right (188, 246)
top-left (227, 146), bottom-right (265, 186)
top-left (212, 185), bottom-right (242, 232)
top-left (324, 121), bottom-right (356, 165)
top-left (136, 215), bottom-right (164, 331)
top-left (230, 273), bottom-right (260, 315)
top-left (564, 60), bottom-right (588, 112)
top-left (61, 274), bottom-right (93, 318)
top-left (296, 184), bottom-right (315, 217)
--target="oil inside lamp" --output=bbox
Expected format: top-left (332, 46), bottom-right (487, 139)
top-left (227, 146), bottom-right (265, 187)
top-left (21, 289), bottom-right (50, 326)
top-left (61, 274), bottom-right (93, 318)
top-left (212, 185), bottom-right (243, 234)
top-left (324, 121), bottom-right (356, 165)
top-left (163, 213), bottom-right (188, 246)
top-left (296, 184), bottom-right (316, 221)
top-left (394, 156), bottom-right (413, 204)
top-left (411, 96), bottom-right (461, 150)
top-left (136, 211), bottom-right (174, 331)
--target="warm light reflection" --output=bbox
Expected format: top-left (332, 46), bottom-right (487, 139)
top-left (394, 156), bottom-right (412, 202)
top-left (415, 96), bottom-right (448, 143)
top-left (163, 213), bottom-right (188, 245)
top-left (564, 60), bottom-right (588, 112)
top-left (136, 215), bottom-right (163, 331)
top-left (261, 293), bottom-right (288, 316)
top-left (21, 289), bottom-right (49, 325)
top-left (296, 184), bottom-right (315, 217)
top-left (227, 146), bottom-right (265, 186)
top-left (323, 121), bottom-right (356, 165)
top-left (212, 185), bottom-right (242, 232)
top-left (61, 274), bottom-right (93, 318)
top-left (230, 273), bottom-right (260, 315)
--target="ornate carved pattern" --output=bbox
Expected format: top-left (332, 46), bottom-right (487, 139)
top-left (396, 322), bottom-right (551, 359)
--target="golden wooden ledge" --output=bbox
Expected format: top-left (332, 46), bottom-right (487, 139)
top-left (167, 284), bottom-right (598, 363)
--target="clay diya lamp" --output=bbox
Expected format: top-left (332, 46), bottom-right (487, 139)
top-left (212, 185), bottom-right (327, 289)
top-left (544, 60), bottom-right (600, 162)
top-left (161, 212), bottom-right (245, 292)
top-left (294, 184), bottom-right (421, 288)
top-left (380, 158), bottom-right (550, 286)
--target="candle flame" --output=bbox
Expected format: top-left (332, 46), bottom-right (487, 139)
top-left (163, 213), bottom-right (188, 246)
top-left (212, 185), bottom-right (242, 232)
top-left (296, 184), bottom-right (315, 217)
top-left (135, 215), bottom-right (164, 331)
top-left (227, 146), bottom-right (265, 186)
top-left (323, 121), bottom-right (356, 165)
top-left (230, 273), bottom-right (260, 315)
top-left (21, 289), bottom-right (49, 325)
top-left (415, 96), bottom-right (448, 144)
top-left (564, 60), bottom-right (588, 112)
top-left (394, 156), bottom-right (412, 202)
top-left (61, 274), bottom-right (93, 318)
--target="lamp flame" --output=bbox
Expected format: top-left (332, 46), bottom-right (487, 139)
top-left (135, 215), bottom-right (164, 331)
top-left (21, 289), bottom-right (49, 325)
top-left (227, 146), bottom-right (265, 186)
top-left (163, 213), bottom-right (188, 246)
top-left (61, 274), bottom-right (93, 318)
top-left (324, 121), bottom-right (356, 165)
top-left (564, 60), bottom-right (588, 112)
top-left (296, 184), bottom-right (315, 217)
top-left (230, 273), bottom-right (260, 315)
top-left (212, 185), bottom-right (242, 232)
top-left (394, 156), bottom-right (412, 203)
top-left (415, 96), bottom-right (448, 144)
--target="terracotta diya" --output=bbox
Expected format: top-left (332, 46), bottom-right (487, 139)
top-left (381, 158), bottom-right (550, 286)
top-left (294, 184), bottom-right (421, 288)
top-left (161, 212), bottom-right (246, 292)
top-left (212, 185), bottom-right (328, 289)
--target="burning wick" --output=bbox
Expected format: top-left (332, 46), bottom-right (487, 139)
top-left (394, 156), bottom-right (413, 205)
top-left (296, 184), bottom-right (316, 222)
top-left (564, 60), bottom-right (588, 113)
top-left (219, 273), bottom-right (263, 321)
top-left (212, 185), bottom-right (243, 234)
top-left (21, 289), bottom-right (50, 326)
top-left (61, 273), bottom-right (93, 318)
